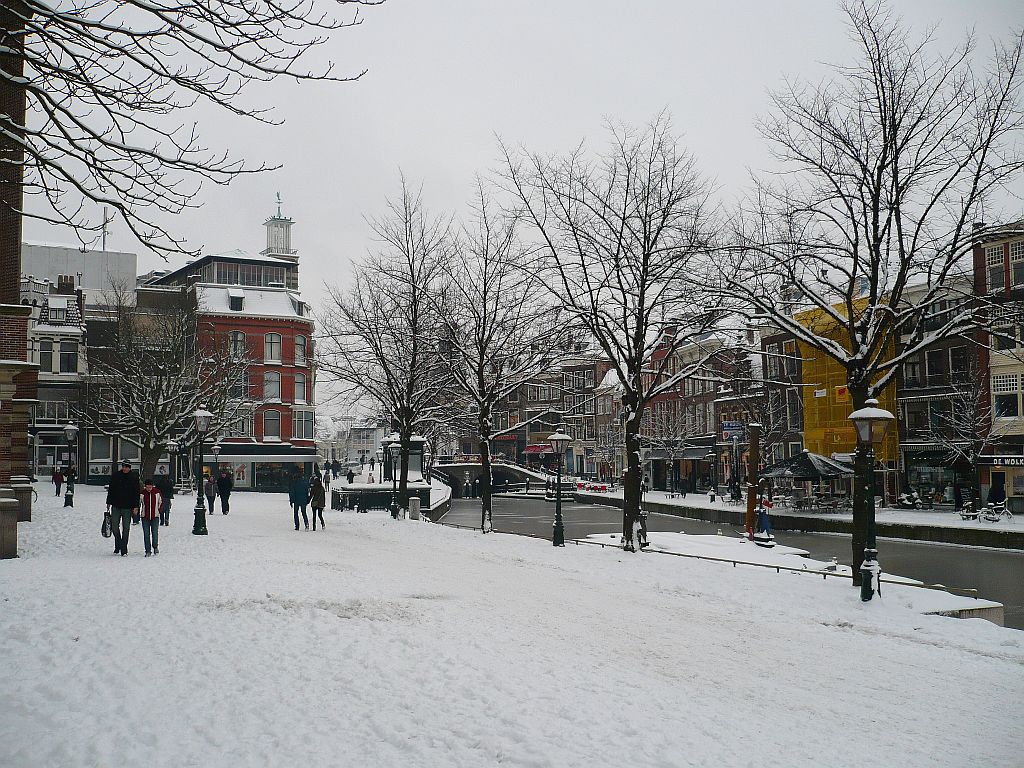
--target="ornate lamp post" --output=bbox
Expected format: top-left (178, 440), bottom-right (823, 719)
top-left (375, 447), bottom-right (383, 481)
top-left (388, 440), bottom-right (401, 518)
top-left (62, 422), bottom-right (78, 507)
top-left (192, 406), bottom-right (213, 536)
top-left (28, 432), bottom-right (36, 482)
top-left (422, 443), bottom-right (432, 478)
top-left (706, 450), bottom-right (717, 502)
top-left (848, 398), bottom-right (894, 602)
top-left (166, 439), bottom-right (178, 488)
top-left (548, 425), bottom-right (572, 547)
top-left (212, 443), bottom-right (222, 476)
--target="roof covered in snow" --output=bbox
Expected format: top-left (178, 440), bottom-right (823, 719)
top-left (197, 285), bottom-right (312, 322)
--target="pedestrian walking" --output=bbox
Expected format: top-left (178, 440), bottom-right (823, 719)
top-left (52, 467), bottom-right (64, 496)
top-left (331, 459), bottom-right (340, 479)
top-left (369, 455), bottom-right (375, 473)
top-left (106, 460), bottom-right (140, 556)
top-left (289, 469), bottom-right (310, 530)
top-left (347, 468), bottom-right (355, 484)
top-left (217, 468), bottom-right (233, 514)
top-left (360, 454), bottom-right (365, 469)
top-left (140, 478), bottom-right (162, 556)
top-left (309, 473), bottom-right (326, 530)
top-left (204, 474), bottom-right (216, 515)
top-left (155, 474), bottom-right (174, 526)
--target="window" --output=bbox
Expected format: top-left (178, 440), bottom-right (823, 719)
top-left (263, 409), bottom-right (281, 439)
top-left (295, 335), bottom-right (307, 365)
top-left (89, 435), bottom-right (111, 461)
top-left (264, 266), bottom-right (285, 287)
top-left (1012, 241), bottom-right (1024, 287)
top-left (227, 416), bottom-right (253, 437)
top-left (264, 333), bottom-right (282, 362)
top-left (229, 331), bottom-right (246, 356)
top-left (993, 374), bottom-right (1020, 418)
top-left (264, 371), bottom-right (281, 401)
top-left (994, 326), bottom-right (1017, 351)
top-left (783, 341), bottom-right (798, 376)
top-left (294, 373), bottom-right (306, 404)
top-left (925, 349), bottom-right (945, 383)
top-left (786, 388), bottom-right (801, 431)
top-left (59, 341), bottom-right (77, 373)
top-left (928, 400), bottom-right (952, 430)
top-left (903, 355), bottom-right (921, 385)
top-left (986, 245), bottom-right (1005, 292)
top-left (217, 263), bottom-right (239, 284)
top-left (294, 410), bottom-right (314, 440)
top-left (229, 295), bottom-right (244, 312)
top-left (949, 347), bottom-right (969, 377)
top-left (119, 439), bottom-right (140, 462)
top-left (907, 406), bottom-right (927, 431)
top-left (39, 340), bottom-right (52, 372)
top-left (240, 264), bottom-right (259, 286)
top-left (49, 307), bottom-right (66, 322)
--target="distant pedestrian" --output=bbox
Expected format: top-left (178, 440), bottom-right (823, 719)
top-left (331, 459), bottom-right (340, 479)
top-left (106, 460), bottom-right (140, 556)
top-left (140, 478), bottom-right (162, 556)
top-left (289, 470), bottom-right (310, 530)
top-left (52, 467), bottom-right (64, 496)
top-left (360, 454), bottom-right (365, 468)
top-left (369, 455), bottom-right (375, 473)
top-left (204, 474), bottom-right (216, 515)
top-left (953, 482), bottom-right (963, 510)
top-left (347, 468), bottom-right (355, 484)
top-left (309, 474), bottom-right (326, 530)
top-left (155, 474), bottom-right (174, 526)
top-left (217, 469), bottom-right (233, 514)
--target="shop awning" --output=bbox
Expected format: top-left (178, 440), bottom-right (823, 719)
top-left (681, 447), bottom-right (713, 460)
top-left (523, 444), bottom-right (553, 455)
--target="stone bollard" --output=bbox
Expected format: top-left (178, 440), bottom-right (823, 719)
top-left (408, 497), bottom-right (420, 521)
top-left (11, 477), bottom-right (32, 522)
top-left (0, 496), bottom-right (19, 558)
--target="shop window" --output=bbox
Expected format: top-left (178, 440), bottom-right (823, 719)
top-left (119, 439), bottom-right (140, 463)
top-left (90, 435), bottom-right (112, 461)
top-left (263, 410), bottom-right (281, 439)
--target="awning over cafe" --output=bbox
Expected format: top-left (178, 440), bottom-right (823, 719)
top-left (523, 444), bottom-right (554, 455)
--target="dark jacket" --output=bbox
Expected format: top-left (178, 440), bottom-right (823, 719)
top-left (106, 469), bottom-right (141, 509)
top-left (289, 475), bottom-right (310, 506)
top-left (309, 479), bottom-right (326, 509)
top-left (155, 474), bottom-right (174, 499)
top-left (217, 473), bottom-right (234, 497)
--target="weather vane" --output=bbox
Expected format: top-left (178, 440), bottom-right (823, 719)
top-left (275, 191), bottom-right (283, 217)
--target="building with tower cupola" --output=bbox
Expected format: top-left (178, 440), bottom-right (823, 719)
top-left (148, 198), bottom-right (316, 491)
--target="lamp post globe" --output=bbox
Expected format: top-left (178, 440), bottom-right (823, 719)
top-left (548, 425), bottom-right (572, 546)
top-left (192, 405), bottom-right (213, 536)
top-left (62, 423), bottom-right (78, 507)
top-left (706, 451), bottom-right (717, 502)
top-left (848, 398), bottom-right (894, 602)
top-left (212, 443), bottom-right (222, 474)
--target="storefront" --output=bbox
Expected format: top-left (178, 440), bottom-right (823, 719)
top-left (979, 454), bottom-right (1024, 513)
top-left (900, 444), bottom-right (960, 502)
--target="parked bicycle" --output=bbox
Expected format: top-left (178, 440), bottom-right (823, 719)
top-left (958, 500), bottom-right (979, 521)
top-left (980, 500), bottom-right (1014, 523)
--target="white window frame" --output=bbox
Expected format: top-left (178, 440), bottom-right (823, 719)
top-left (295, 335), bottom-right (307, 366)
top-left (264, 333), bottom-right (282, 363)
top-left (263, 371), bottom-right (281, 401)
top-left (263, 409), bottom-right (281, 440)
top-left (294, 373), bottom-right (307, 404)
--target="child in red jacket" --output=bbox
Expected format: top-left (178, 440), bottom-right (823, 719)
top-left (140, 478), bottom-right (163, 557)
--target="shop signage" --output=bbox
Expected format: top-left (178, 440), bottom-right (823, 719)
top-left (814, 389), bottom-right (827, 398)
top-left (722, 421), bottom-right (744, 440)
top-left (492, 434), bottom-right (518, 441)
top-left (979, 456), bottom-right (1024, 466)
top-left (834, 385), bottom-right (850, 403)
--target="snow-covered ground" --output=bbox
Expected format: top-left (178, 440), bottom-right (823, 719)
top-left (2, 484), bottom-right (1022, 768)
top-left (583, 487), bottom-right (1021, 533)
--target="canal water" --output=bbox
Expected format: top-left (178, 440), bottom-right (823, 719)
top-left (444, 497), bottom-right (1024, 630)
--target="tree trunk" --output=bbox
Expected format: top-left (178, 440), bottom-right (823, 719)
top-left (849, 383), bottom-right (870, 586)
top-left (621, 400), bottom-right (643, 552)
top-left (478, 419), bottom-right (492, 533)
top-left (140, 444), bottom-right (162, 485)
top-left (398, 431), bottom-right (410, 514)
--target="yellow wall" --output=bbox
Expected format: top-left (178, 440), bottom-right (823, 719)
top-left (796, 303), bottom-right (899, 464)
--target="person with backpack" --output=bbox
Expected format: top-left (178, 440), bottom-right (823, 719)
top-left (216, 468), bottom-right (233, 515)
top-left (289, 469), bottom-right (310, 530)
top-left (309, 473), bottom-right (326, 531)
top-left (139, 478), bottom-right (162, 556)
top-left (204, 473), bottom-right (217, 515)
top-left (106, 460), bottom-right (140, 556)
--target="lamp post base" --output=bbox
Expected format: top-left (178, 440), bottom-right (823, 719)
top-left (860, 548), bottom-right (880, 601)
top-left (63, 490), bottom-right (74, 508)
top-left (192, 502), bottom-right (208, 535)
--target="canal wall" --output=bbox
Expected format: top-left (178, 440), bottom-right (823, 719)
top-left (574, 492), bottom-right (1024, 550)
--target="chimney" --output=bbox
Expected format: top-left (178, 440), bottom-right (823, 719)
top-left (56, 274), bottom-right (75, 295)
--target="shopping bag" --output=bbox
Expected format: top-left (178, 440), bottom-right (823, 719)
top-left (101, 511), bottom-right (112, 538)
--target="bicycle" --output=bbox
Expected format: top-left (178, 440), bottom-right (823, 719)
top-left (980, 501), bottom-right (1014, 523)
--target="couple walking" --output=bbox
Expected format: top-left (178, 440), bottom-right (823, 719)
top-left (289, 469), bottom-right (326, 530)
top-left (204, 469), bottom-right (234, 515)
top-left (106, 460), bottom-right (164, 557)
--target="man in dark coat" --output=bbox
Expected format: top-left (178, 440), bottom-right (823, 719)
top-left (106, 460), bottom-right (141, 556)
top-left (331, 459), bottom-right (340, 479)
top-left (289, 469), bottom-right (310, 530)
top-left (217, 469), bottom-right (234, 514)
top-left (155, 473), bottom-right (174, 526)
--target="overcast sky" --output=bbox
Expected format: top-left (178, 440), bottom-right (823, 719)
top-left (24, 0), bottom-right (1023, 313)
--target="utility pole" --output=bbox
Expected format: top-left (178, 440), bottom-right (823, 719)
top-left (745, 422), bottom-right (761, 539)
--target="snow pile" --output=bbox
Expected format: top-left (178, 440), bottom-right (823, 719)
top-left (2, 485), bottom-right (1022, 767)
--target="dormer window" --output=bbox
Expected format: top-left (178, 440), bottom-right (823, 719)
top-left (228, 288), bottom-right (244, 312)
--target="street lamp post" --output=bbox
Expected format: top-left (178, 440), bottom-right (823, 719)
top-left (706, 451), bottom-right (717, 502)
top-left (167, 439), bottom-right (178, 488)
top-left (62, 423), bottom-right (78, 507)
top-left (192, 406), bottom-right (213, 536)
top-left (848, 398), bottom-right (894, 602)
top-left (211, 443), bottom-right (222, 515)
top-left (548, 425), bottom-right (572, 547)
top-left (388, 440), bottom-right (401, 518)
top-left (375, 447), bottom-right (383, 481)
top-left (28, 432), bottom-right (36, 482)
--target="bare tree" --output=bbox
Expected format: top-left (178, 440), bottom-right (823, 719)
top-left (79, 283), bottom-right (251, 479)
top-left (317, 180), bottom-right (452, 511)
top-left (723, 0), bottom-right (1024, 580)
top-left (435, 183), bottom-right (557, 532)
top-left (1, 0), bottom-right (376, 281)
top-left (504, 114), bottom-right (729, 551)
top-left (643, 400), bottom-right (703, 492)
